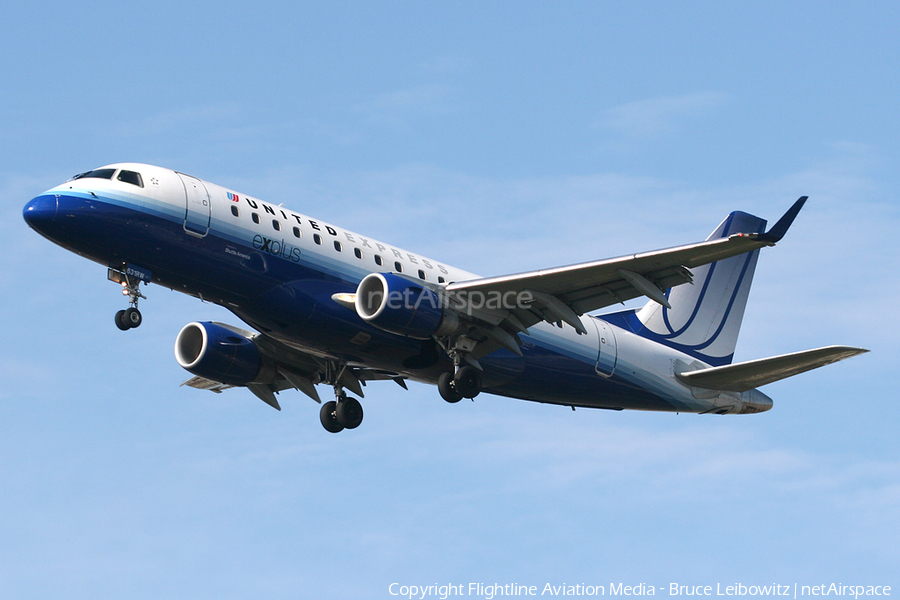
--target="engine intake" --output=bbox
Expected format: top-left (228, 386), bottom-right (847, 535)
top-left (355, 273), bottom-right (458, 339)
top-left (175, 321), bottom-right (266, 385)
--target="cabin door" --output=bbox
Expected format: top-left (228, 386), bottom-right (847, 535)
top-left (594, 318), bottom-right (618, 377)
top-left (177, 172), bottom-right (211, 237)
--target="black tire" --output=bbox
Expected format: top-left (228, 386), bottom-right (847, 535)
top-left (115, 310), bottom-right (130, 331)
top-left (454, 365), bottom-right (482, 399)
top-left (438, 372), bottom-right (463, 403)
top-left (320, 401), bottom-right (344, 433)
top-left (124, 307), bottom-right (142, 328)
top-left (335, 397), bottom-right (364, 429)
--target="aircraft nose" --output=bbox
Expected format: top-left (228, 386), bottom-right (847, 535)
top-left (23, 194), bottom-right (58, 232)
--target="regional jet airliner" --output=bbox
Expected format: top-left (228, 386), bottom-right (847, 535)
top-left (23, 163), bottom-right (867, 432)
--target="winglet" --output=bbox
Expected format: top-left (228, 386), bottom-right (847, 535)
top-left (756, 196), bottom-right (808, 243)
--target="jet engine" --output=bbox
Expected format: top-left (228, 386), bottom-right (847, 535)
top-left (354, 273), bottom-right (458, 339)
top-left (175, 321), bottom-right (272, 385)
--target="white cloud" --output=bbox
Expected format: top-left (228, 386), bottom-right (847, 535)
top-left (112, 103), bottom-right (243, 138)
top-left (354, 84), bottom-right (458, 129)
top-left (597, 91), bottom-right (731, 138)
top-left (414, 53), bottom-right (471, 76)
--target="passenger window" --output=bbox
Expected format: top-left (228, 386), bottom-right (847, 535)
top-left (314, 234), bottom-right (322, 245)
top-left (292, 226), bottom-right (301, 238)
top-left (418, 270), bottom-right (426, 280)
top-left (252, 213), bottom-right (260, 224)
top-left (272, 220), bottom-right (281, 231)
top-left (334, 241), bottom-right (342, 252)
top-left (117, 170), bottom-right (143, 187)
top-left (354, 248), bottom-right (362, 259)
top-left (394, 261), bottom-right (403, 273)
top-left (374, 255), bottom-right (383, 266)
top-left (231, 205), bottom-right (239, 217)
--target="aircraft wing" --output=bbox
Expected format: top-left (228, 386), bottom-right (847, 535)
top-left (675, 346), bottom-right (869, 392)
top-left (443, 197), bottom-right (807, 354)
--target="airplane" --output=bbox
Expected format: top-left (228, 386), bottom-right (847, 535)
top-left (22, 163), bottom-right (867, 433)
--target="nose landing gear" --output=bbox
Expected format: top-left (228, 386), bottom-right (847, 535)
top-left (109, 268), bottom-right (146, 330)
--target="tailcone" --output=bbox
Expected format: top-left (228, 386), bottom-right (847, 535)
top-left (739, 388), bottom-right (773, 414)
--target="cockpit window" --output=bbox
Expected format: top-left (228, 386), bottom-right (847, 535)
top-left (117, 170), bottom-right (144, 187)
top-left (72, 168), bottom-right (116, 181)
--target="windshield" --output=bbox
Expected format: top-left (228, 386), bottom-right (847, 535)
top-left (71, 168), bottom-right (116, 181)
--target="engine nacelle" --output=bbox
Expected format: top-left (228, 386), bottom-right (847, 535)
top-left (175, 321), bottom-right (265, 385)
top-left (354, 272), bottom-right (458, 339)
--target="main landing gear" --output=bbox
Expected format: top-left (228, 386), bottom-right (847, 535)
top-left (317, 363), bottom-right (366, 433)
top-left (433, 338), bottom-right (484, 403)
top-left (110, 269), bottom-right (146, 331)
top-left (438, 364), bottom-right (482, 403)
top-left (319, 389), bottom-right (364, 433)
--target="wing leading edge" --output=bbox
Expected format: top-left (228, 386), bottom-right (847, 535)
top-left (443, 197), bottom-right (809, 349)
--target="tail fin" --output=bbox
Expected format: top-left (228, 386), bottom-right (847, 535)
top-left (634, 211), bottom-right (767, 366)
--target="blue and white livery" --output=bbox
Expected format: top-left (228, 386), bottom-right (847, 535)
top-left (23, 163), bottom-right (867, 432)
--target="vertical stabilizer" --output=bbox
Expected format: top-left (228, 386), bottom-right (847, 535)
top-left (634, 211), bottom-right (767, 366)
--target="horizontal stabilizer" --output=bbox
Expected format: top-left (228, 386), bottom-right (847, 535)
top-left (676, 345), bottom-right (868, 392)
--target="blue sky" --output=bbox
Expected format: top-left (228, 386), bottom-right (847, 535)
top-left (1, 2), bottom-right (898, 598)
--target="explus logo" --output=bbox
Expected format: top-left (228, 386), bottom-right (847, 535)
top-left (252, 234), bottom-right (302, 263)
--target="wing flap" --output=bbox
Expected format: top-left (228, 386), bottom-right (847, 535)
top-left (676, 345), bottom-right (869, 392)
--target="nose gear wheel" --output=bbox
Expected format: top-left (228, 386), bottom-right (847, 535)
top-left (115, 307), bottom-right (143, 330)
